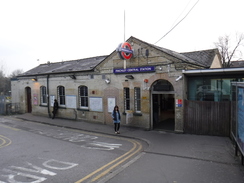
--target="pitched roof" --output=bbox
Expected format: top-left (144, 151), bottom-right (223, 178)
top-left (19, 36), bottom-right (218, 76)
top-left (230, 60), bottom-right (244, 67)
top-left (129, 36), bottom-right (213, 68)
top-left (19, 56), bottom-right (107, 76)
top-left (129, 36), bottom-right (205, 67)
top-left (181, 49), bottom-right (219, 68)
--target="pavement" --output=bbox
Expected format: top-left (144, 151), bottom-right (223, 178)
top-left (9, 113), bottom-right (244, 182)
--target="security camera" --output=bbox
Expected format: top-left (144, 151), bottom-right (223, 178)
top-left (105, 78), bottom-right (110, 84)
top-left (175, 75), bottom-right (182, 82)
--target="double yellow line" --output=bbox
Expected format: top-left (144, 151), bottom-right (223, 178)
top-left (75, 138), bottom-right (142, 183)
top-left (0, 135), bottom-right (12, 148)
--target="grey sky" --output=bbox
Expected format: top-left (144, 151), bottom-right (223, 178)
top-left (0, 0), bottom-right (243, 75)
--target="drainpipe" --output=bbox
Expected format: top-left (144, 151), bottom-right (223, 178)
top-left (47, 74), bottom-right (51, 118)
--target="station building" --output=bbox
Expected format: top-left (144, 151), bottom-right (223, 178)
top-left (12, 36), bottom-right (242, 134)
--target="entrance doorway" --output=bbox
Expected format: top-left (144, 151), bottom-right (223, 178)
top-left (151, 80), bottom-right (175, 131)
top-left (25, 87), bottom-right (32, 113)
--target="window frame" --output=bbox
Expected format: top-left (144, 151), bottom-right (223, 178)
top-left (40, 86), bottom-right (47, 105)
top-left (79, 85), bottom-right (89, 109)
top-left (134, 87), bottom-right (141, 113)
top-left (57, 86), bottom-right (66, 107)
top-left (124, 87), bottom-right (130, 111)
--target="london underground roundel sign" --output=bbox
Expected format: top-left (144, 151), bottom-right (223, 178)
top-left (116, 42), bottom-right (133, 60)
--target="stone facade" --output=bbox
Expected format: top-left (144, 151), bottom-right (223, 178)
top-left (11, 36), bottom-right (220, 132)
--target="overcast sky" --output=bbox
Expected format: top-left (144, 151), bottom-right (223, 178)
top-left (0, 0), bottom-right (244, 76)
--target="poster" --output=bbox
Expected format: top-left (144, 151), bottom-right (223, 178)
top-left (237, 87), bottom-right (244, 152)
top-left (89, 97), bottom-right (103, 112)
top-left (50, 95), bottom-right (55, 107)
top-left (33, 93), bottom-right (38, 105)
top-left (108, 98), bottom-right (115, 112)
top-left (66, 95), bottom-right (77, 109)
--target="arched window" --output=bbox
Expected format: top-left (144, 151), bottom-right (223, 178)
top-left (79, 86), bottom-right (88, 109)
top-left (57, 86), bottom-right (65, 106)
top-left (40, 86), bottom-right (47, 105)
top-left (152, 79), bottom-right (174, 91)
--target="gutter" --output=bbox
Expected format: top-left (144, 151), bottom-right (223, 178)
top-left (182, 68), bottom-right (244, 75)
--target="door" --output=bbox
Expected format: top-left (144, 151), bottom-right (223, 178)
top-left (153, 94), bottom-right (175, 130)
top-left (26, 87), bottom-right (32, 113)
top-left (151, 80), bottom-right (175, 131)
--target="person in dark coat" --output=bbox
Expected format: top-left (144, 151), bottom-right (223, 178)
top-left (52, 99), bottom-right (59, 119)
top-left (111, 105), bottom-right (121, 134)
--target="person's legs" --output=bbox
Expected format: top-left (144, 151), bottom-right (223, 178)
top-left (117, 123), bottom-right (120, 133)
top-left (52, 110), bottom-right (56, 119)
top-left (114, 123), bottom-right (117, 133)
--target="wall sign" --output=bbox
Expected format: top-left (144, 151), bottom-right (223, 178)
top-left (176, 99), bottom-right (182, 107)
top-left (116, 42), bottom-right (133, 60)
top-left (114, 66), bottom-right (155, 74)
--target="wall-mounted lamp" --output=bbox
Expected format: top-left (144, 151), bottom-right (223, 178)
top-left (105, 78), bottom-right (110, 84)
top-left (69, 75), bottom-right (76, 79)
top-left (159, 66), bottom-right (162, 71)
top-left (175, 75), bottom-right (183, 82)
top-left (31, 78), bottom-right (37, 82)
top-left (125, 75), bottom-right (134, 79)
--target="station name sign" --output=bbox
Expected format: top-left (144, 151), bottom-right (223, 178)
top-left (113, 66), bottom-right (155, 74)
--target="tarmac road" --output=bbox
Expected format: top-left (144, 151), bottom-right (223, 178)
top-left (2, 114), bottom-right (244, 183)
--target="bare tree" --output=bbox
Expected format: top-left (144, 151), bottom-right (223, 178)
top-left (9, 69), bottom-right (24, 78)
top-left (0, 67), bottom-right (24, 96)
top-left (214, 33), bottom-right (244, 67)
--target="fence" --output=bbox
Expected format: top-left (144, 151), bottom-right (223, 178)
top-left (0, 95), bottom-right (20, 115)
top-left (184, 100), bottom-right (230, 136)
top-left (5, 103), bottom-right (21, 115)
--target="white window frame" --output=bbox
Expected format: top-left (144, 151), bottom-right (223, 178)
top-left (134, 87), bottom-right (141, 113)
top-left (79, 86), bottom-right (89, 109)
top-left (40, 86), bottom-right (47, 105)
top-left (124, 87), bottom-right (130, 111)
top-left (58, 86), bottom-right (65, 107)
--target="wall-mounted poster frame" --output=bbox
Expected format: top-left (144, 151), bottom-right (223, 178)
top-left (108, 98), bottom-right (115, 113)
top-left (66, 95), bottom-right (77, 109)
top-left (50, 95), bottom-right (55, 107)
top-left (89, 97), bottom-right (103, 112)
top-left (231, 82), bottom-right (244, 165)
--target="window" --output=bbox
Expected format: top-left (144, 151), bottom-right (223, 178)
top-left (40, 86), bottom-right (47, 105)
top-left (58, 86), bottom-right (65, 106)
top-left (187, 76), bottom-right (244, 101)
top-left (79, 86), bottom-right (88, 109)
top-left (124, 87), bottom-right (130, 111)
top-left (134, 87), bottom-right (141, 112)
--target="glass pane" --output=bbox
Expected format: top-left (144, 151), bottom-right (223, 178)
top-left (135, 87), bottom-right (141, 111)
top-left (124, 88), bottom-right (130, 110)
top-left (187, 77), bottom-right (241, 101)
top-left (60, 96), bottom-right (65, 105)
top-left (81, 97), bottom-right (88, 107)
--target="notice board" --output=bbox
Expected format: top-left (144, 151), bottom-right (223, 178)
top-left (89, 97), bottom-right (103, 112)
top-left (108, 98), bottom-right (115, 112)
top-left (66, 95), bottom-right (77, 109)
